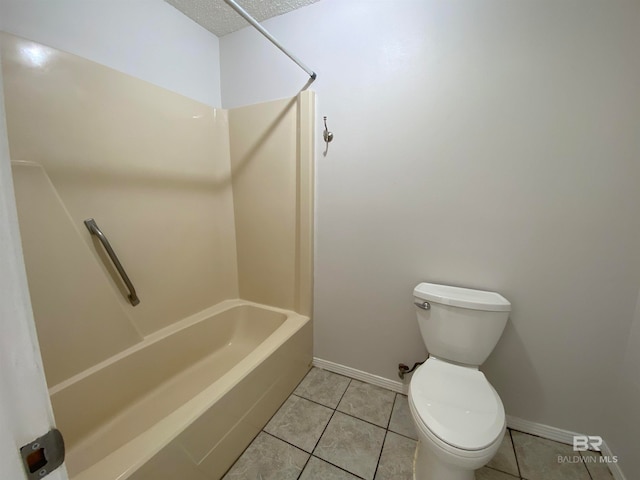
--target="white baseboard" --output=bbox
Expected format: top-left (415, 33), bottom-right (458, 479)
top-left (506, 416), bottom-right (626, 480)
top-left (313, 357), bottom-right (626, 480)
top-left (600, 440), bottom-right (626, 480)
top-left (506, 415), bottom-right (581, 444)
top-left (312, 357), bottom-right (409, 394)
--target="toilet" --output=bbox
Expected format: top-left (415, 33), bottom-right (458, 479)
top-left (409, 282), bottom-right (511, 480)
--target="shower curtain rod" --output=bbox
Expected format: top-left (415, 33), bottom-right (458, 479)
top-left (224, 0), bottom-right (317, 80)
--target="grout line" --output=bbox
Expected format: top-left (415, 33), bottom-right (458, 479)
top-left (292, 392), bottom-right (343, 411)
top-left (222, 367), bottom-right (319, 477)
top-left (334, 380), bottom-right (396, 431)
top-left (295, 378), bottom-right (408, 479)
top-left (386, 393), bottom-right (398, 430)
top-left (372, 428), bottom-right (388, 480)
top-left (309, 406), bottom-right (337, 454)
top-left (388, 429), bottom-right (418, 442)
top-left (509, 428), bottom-right (523, 479)
top-left (339, 409), bottom-right (392, 431)
top-left (308, 455), bottom-right (367, 479)
top-left (371, 392), bottom-right (398, 478)
top-left (309, 378), bottom-right (352, 456)
top-left (484, 466), bottom-right (521, 479)
top-left (295, 376), bottom-right (393, 431)
top-left (578, 450), bottom-right (596, 480)
top-left (263, 431), bottom-right (368, 480)
top-left (486, 466), bottom-right (520, 479)
top-left (299, 378), bottom-right (363, 478)
top-left (270, 368), bottom-right (318, 480)
top-left (295, 456), bottom-right (311, 480)
top-left (262, 430), bottom-right (311, 456)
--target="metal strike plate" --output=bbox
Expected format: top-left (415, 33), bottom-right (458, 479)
top-left (20, 429), bottom-right (65, 479)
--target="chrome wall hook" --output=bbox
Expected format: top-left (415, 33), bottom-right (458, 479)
top-left (323, 116), bottom-right (333, 156)
top-left (323, 116), bottom-right (333, 143)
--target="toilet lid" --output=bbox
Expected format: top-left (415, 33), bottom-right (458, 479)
top-left (410, 358), bottom-right (504, 451)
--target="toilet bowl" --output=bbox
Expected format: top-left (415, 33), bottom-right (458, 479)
top-left (409, 358), bottom-right (505, 480)
top-left (410, 283), bottom-right (511, 480)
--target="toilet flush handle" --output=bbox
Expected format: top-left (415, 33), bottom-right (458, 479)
top-left (414, 301), bottom-right (431, 310)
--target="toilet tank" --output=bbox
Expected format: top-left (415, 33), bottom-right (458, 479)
top-left (413, 283), bottom-right (511, 366)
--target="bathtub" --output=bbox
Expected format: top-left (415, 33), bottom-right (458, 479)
top-left (50, 299), bottom-right (312, 480)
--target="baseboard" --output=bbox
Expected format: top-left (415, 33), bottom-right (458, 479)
top-left (506, 416), bottom-right (626, 480)
top-left (506, 415), bottom-right (581, 444)
top-left (312, 357), bottom-right (409, 394)
top-left (599, 440), bottom-right (627, 480)
top-left (312, 358), bottom-right (626, 480)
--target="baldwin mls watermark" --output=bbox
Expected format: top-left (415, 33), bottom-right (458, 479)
top-left (557, 436), bottom-right (618, 464)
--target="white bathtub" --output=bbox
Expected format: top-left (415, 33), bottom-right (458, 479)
top-left (50, 299), bottom-right (312, 480)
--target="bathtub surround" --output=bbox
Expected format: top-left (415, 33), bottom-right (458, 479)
top-left (219, 2), bottom-right (640, 477)
top-left (2, 32), bottom-right (315, 479)
top-left (229, 96), bottom-right (315, 316)
top-left (3, 30), bottom-right (238, 383)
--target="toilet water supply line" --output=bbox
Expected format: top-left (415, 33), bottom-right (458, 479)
top-left (398, 357), bottom-right (428, 380)
top-left (223, 0), bottom-right (317, 80)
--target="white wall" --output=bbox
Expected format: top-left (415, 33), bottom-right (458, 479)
top-left (0, 0), bottom-right (221, 106)
top-left (0, 51), bottom-right (68, 480)
top-left (220, 0), bottom-right (640, 468)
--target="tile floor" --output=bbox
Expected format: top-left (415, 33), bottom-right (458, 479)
top-left (223, 367), bottom-right (614, 480)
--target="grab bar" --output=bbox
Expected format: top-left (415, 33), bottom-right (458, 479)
top-left (84, 218), bottom-right (140, 306)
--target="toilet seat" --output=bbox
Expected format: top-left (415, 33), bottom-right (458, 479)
top-left (409, 358), bottom-right (504, 451)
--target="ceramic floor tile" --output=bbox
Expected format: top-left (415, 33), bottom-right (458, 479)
top-left (511, 431), bottom-right (591, 480)
top-left (374, 431), bottom-right (416, 480)
top-left (222, 432), bottom-right (308, 480)
top-left (225, 372), bottom-right (622, 480)
top-left (388, 394), bottom-right (418, 440)
top-left (299, 456), bottom-right (361, 480)
top-left (476, 466), bottom-right (520, 480)
top-left (579, 450), bottom-right (614, 480)
top-left (294, 367), bottom-right (352, 408)
top-left (314, 411), bottom-right (386, 480)
top-left (486, 430), bottom-right (519, 477)
top-left (337, 379), bottom-right (395, 428)
top-left (264, 395), bottom-right (333, 452)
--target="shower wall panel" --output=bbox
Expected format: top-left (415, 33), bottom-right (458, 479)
top-left (1, 32), bottom-right (239, 383)
top-left (229, 95), bottom-right (314, 313)
top-left (11, 162), bottom-right (142, 386)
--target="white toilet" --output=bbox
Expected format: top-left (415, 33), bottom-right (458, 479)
top-left (409, 282), bottom-right (511, 480)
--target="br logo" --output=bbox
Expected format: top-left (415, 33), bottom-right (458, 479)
top-left (573, 435), bottom-right (602, 452)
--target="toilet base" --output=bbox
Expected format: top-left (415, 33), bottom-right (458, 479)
top-left (413, 439), bottom-right (476, 480)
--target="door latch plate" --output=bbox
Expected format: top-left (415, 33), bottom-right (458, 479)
top-left (20, 429), bottom-right (65, 479)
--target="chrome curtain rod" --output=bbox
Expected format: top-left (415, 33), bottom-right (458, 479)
top-left (223, 0), bottom-right (317, 80)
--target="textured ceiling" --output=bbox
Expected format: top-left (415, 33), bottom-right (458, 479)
top-left (165, 0), bottom-right (322, 37)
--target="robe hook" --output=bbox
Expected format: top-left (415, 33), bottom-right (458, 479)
top-left (323, 116), bottom-right (333, 144)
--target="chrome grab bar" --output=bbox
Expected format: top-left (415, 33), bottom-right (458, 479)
top-left (84, 218), bottom-right (140, 306)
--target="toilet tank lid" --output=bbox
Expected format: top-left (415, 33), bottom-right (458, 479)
top-left (413, 283), bottom-right (511, 312)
